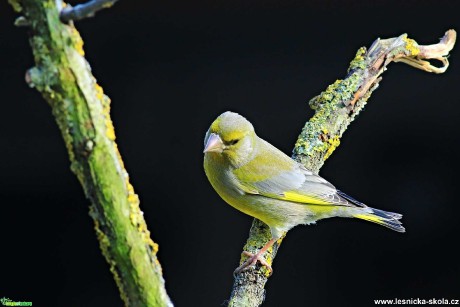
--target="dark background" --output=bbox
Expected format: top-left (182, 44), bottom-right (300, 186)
top-left (1, 1), bottom-right (459, 306)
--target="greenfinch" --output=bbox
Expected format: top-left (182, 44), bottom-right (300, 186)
top-left (203, 111), bottom-right (404, 274)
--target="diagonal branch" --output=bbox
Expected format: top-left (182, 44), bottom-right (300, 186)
top-left (8, 0), bottom-right (172, 306)
top-left (60, 0), bottom-right (119, 22)
top-left (228, 30), bottom-right (456, 306)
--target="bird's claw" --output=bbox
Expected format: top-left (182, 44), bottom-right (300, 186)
top-left (233, 251), bottom-right (273, 276)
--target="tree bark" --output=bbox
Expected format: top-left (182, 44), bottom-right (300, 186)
top-left (228, 30), bottom-right (456, 307)
top-left (7, 0), bottom-right (173, 306)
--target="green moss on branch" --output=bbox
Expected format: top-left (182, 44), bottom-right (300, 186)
top-left (229, 30), bottom-right (456, 306)
top-left (10, 1), bottom-right (172, 306)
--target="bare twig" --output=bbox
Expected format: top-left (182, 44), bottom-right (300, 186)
top-left (228, 30), bottom-right (456, 306)
top-left (60, 0), bottom-right (119, 22)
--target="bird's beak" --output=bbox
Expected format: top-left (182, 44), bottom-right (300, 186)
top-left (203, 133), bottom-right (224, 153)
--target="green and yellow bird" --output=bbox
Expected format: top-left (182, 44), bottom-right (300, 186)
top-left (203, 111), bottom-right (404, 274)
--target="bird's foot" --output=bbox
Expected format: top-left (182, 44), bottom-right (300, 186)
top-left (233, 251), bottom-right (272, 276)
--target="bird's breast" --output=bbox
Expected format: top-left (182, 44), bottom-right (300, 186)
top-left (204, 155), bottom-right (252, 209)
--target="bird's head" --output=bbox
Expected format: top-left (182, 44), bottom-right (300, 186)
top-left (203, 111), bottom-right (256, 167)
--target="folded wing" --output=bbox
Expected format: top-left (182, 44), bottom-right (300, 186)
top-left (236, 162), bottom-right (360, 207)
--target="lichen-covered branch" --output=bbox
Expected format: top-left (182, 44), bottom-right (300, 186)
top-left (228, 30), bottom-right (456, 306)
top-left (8, 1), bottom-right (172, 306)
top-left (60, 0), bottom-right (119, 22)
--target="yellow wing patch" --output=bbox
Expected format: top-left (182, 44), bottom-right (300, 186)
top-left (354, 214), bottom-right (381, 223)
top-left (282, 191), bottom-right (331, 205)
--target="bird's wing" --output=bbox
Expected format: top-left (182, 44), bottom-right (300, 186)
top-left (232, 137), bottom-right (365, 207)
top-left (236, 163), bottom-right (357, 207)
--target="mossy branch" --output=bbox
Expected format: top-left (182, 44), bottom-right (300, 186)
top-left (228, 30), bottom-right (456, 306)
top-left (8, 1), bottom-right (173, 306)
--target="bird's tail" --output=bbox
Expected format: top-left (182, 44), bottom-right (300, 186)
top-left (354, 207), bottom-right (405, 233)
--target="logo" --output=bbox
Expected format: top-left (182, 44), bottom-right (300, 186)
top-left (0, 297), bottom-right (32, 306)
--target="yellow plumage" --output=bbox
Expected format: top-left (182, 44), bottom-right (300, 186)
top-left (203, 111), bottom-right (404, 274)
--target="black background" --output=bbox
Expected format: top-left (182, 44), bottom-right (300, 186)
top-left (1, 1), bottom-right (460, 306)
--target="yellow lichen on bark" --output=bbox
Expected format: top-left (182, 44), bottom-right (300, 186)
top-left (403, 36), bottom-right (420, 56)
top-left (9, 0), bottom-right (173, 306)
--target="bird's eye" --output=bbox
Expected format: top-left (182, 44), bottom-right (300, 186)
top-left (228, 139), bottom-right (239, 145)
